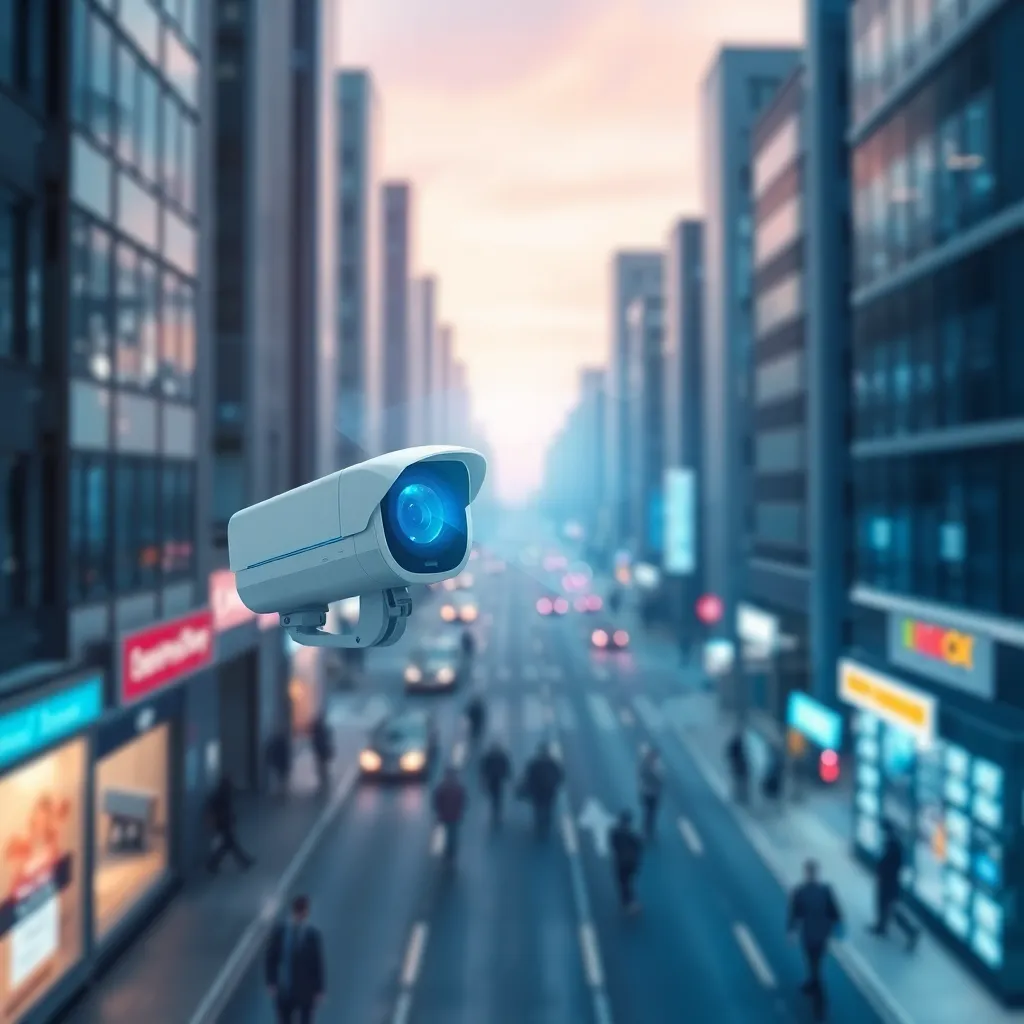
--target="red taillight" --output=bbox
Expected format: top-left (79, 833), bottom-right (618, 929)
top-left (592, 629), bottom-right (609, 648)
top-left (536, 598), bottom-right (552, 615)
top-left (613, 630), bottom-right (629, 647)
top-left (587, 595), bottom-right (603, 611)
top-left (553, 598), bottom-right (569, 614)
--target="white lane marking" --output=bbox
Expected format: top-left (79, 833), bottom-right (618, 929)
top-left (586, 693), bottom-right (617, 731)
top-left (677, 817), bottom-right (703, 855)
top-left (430, 824), bottom-right (445, 856)
top-left (733, 922), bottom-right (776, 988)
top-left (632, 695), bottom-right (663, 732)
top-left (550, 739), bottom-right (563, 760)
top-left (524, 664), bottom-right (539, 681)
top-left (533, 639), bottom-right (544, 653)
top-left (401, 922), bottom-right (429, 986)
top-left (390, 990), bottom-right (412, 1024)
top-left (451, 741), bottom-right (467, 768)
top-left (579, 923), bottom-right (604, 987)
top-left (489, 696), bottom-right (508, 736)
top-left (188, 765), bottom-right (359, 1024)
top-left (523, 694), bottom-right (548, 732)
top-left (831, 944), bottom-right (916, 1024)
top-left (592, 991), bottom-right (614, 1024)
top-left (618, 706), bottom-right (634, 727)
top-left (556, 697), bottom-right (578, 731)
top-left (544, 704), bottom-right (556, 726)
top-left (561, 814), bottom-right (579, 856)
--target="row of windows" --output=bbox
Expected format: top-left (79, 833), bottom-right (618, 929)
top-left (71, 0), bottom-right (199, 219)
top-left (755, 501), bottom-right (805, 550)
top-left (0, 190), bottom-right (43, 366)
top-left (754, 114), bottom-right (801, 198)
top-left (755, 195), bottom-right (803, 268)
top-left (0, 0), bottom-right (46, 107)
top-left (0, 451), bottom-right (56, 615)
top-left (851, 0), bottom-right (985, 125)
top-left (756, 427), bottom-right (805, 474)
top-left (756, 349), bottom-right (804, 406)
top-left (70, 211), bottom-right (196, 400)
top-left (851, 235), bottom-right (1024, 438)
top-left (755, 273), bottom-right (803, 338)
top-left (69, 453), bottom-right (195, 603)
top-left (852, 446), bottom-right (1024, 617)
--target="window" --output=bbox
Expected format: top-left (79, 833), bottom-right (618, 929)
top-left (121, 0), bottom-right (160, 66)
top-left (161, 276), bottom-right (195, 401)
top-left (755, 274), bottom-right (803, 337)
top-left (163, 95), bottom-right (181, 203)
top-left (164, 208), bottom-right (196, 275)
top-left (72, 136), bottom-right (113, 221)
top-left (754, 117), bottom-right (801, 198)
top-left (755, 428), bottom-right (804, 473)
top-left (962, 91), bottom-right (994, 223)
top-left (119, 173), bottom-right (159, 252)
top-left (71, 0), bottom-right (90, 124)
top-left (118, 45), bottom-right (139, 167)
top-left (114, 458), bottom-right (160, 591)
top-left (139, 68), bottom-right (160, 186)
top-left (755, 502), bottom-right (804, 548)
top-left (0, 454), bottom-right (47, 613)
top-left (138, 256), bottom-right (159, 391)
top-left (165, 30), bottom-right (199, 109)
top-left (755, 197), bottom-right (802, 266)
top-left (89, 12), bottom-right (115, 146)
top-left (180, 116), bottom-right (197, 214)
top-left (69, 453), bottom-right (110, 602)
top-left (0, 0), bottom-right (45, 103)
top-left (213, 451), bottom-right (244, 523)
top-left (69, 215), bottom-right (114, 381)
top-left (115, 244), bottom-right (139, 386)
top-left (0, 192), bottom-right (43, 365)
top-left (161, 460), bottom-right (194, 576)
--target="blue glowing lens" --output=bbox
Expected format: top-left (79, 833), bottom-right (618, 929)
top-left (395, 483), bottom-right (445, 544)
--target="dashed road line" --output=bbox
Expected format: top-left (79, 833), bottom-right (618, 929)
top-left (733, 922), bottom-right (776, 989)
top-left (677, 817), bottom-right (703, 855)
top-left (429, 824), bottom-right (445, 857)
top-left (561, 813), bottom-right (579, 856)
top-left (579, 923), bottom-right (604, 988)
top-left (400, 922), bottom-right (429, 987)
top-left (450, 740), bottom-right (467, 768)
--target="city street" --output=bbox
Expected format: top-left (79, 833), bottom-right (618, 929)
top-left (215, 560), bottom-right (889, 1024)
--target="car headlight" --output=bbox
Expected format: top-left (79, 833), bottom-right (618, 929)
top-left (460, 604), bottom-right (478, 622)
top-left (441, 604), bottom-right (456, 621)
top-left (359, 750), bottom-right (382, 772)
top-left (400, 751), bottom-right (426, 772)
top-left (404, 665), bottom-right (422, 683)
top-left (435, 666), bottom-right (455, 684)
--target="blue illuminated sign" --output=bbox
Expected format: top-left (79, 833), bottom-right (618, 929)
top-left (0, 677), bottom-right (103, 770)
top-left (787, 691), bottom-right (844, 751)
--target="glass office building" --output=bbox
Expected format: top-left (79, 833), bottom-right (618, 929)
top-left (68, 0), bottom-right (200, 609)
top-left (845, 0), bottom-right (1024, 1002)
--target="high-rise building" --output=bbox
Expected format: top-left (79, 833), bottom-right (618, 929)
top-left (741, 66), bottom-right (809, 724)
top-left (625, 296), bottom-right (665, 564)
top-left (699, 46), bottom-right (801, 660)
top-left (843, 0), bottom-right (1024, 994)
top-left (381, 181), bottom-right (415, 451)
top-left (408, 275), bottom-right (437, 446)
top-left (606, 253), bottom-right (662, 556)
top-left (447, 359), bottom-right (472, 447)
top-left (336, 69), bottom-right (382, 464)
top-left (435, 323), bottom-right (454, 441)
top-left (662, 219), bottom-right (704, 635)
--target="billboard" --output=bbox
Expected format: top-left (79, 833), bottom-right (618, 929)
top-left (662, 468), bottom-right (695, 575)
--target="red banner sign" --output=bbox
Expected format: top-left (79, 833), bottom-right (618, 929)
top-left (121, 609), bottom-right (214, 704)
top-left (209, 569), bottom-right (278, 632)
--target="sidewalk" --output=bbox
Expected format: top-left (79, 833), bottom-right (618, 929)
top-left (665, 687), bottom-right (1024, 1024)
top-left (60, 741), bottom-right (356, 1024)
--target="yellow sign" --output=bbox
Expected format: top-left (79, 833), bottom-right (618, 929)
top-left (838, 659), bottom-right (935, 744)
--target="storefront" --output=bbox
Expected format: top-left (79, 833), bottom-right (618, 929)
top-left (95, 610), bottom-right (214, 951)
top-left (737, 602), bottom-right (806, 725)
top-left (839, 657), bottom-right (1023, 1000)
top-left (0, 672), bottom-right (102, 1024)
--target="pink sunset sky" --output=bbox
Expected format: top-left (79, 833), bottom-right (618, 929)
top-left (339, 0), bottom-right (803, 503)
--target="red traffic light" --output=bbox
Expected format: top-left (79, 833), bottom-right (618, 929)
top-left (819, 749), bottom-right (840, 784)
top-left (695, 594), bottom-right (724, 625)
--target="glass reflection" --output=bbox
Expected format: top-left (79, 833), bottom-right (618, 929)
top-left (180, 117), bottom-right (196, 214)
top-left (162, 96), bottom-right (180, 202)
top-left (118, 173), bottom-right (159, 252)
top-left (118, 45), bottom-right (138, 166)
top-left (164, 209), bottom-right (196, 276)
top-left (139, 257), bottom-right (159, 391)
top-left (164, 30), bottom-right (199, 109)
top-left (121, 0), bottom-right (161, 66)
top-left (72, 135), bottom-right (112, 221)
top-left (89, 14), bottom-right (115, 146)
top-left (71, 0), bottom-right (89, 124)
top-left (0, 199), bottom-right (11, 356)
top-left (140, 67), bottom-right (160, 186)
top-left (116, 244), bottom-right (139, 386)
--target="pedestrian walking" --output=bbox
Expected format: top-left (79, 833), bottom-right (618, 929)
top-left (265, 894), bottom-right (325, 1023)
top-left (726, 731), bottom-right (750, 804)
top-left (787, 858), bottom-right (843, 1022)
top-left (869, 822), bottom-right (919, 951)
top-left (310, 715), bottom-right (335, 790)
top-left (761, 745), bottom-right (784, 809)
top-left (637, 747), bottom-right (663, 840)
top-left (206, 775), bottom-right (255, 873)
top-left (609, 809), bottom-right (644, 914)
top-left (518, 742), bottom-right (563, 838)
top-left (479, 739), bottom-right (512, 826)
top-left (265, 729), bottom-right (292, 796)
top-left (432, 767), bottom-right (467, 865)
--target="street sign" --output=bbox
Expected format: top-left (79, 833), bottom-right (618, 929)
top-left (696, 594), bottom-right (723, 625)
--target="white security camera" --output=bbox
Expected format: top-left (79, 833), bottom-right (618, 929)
top-left (228, 445), bottom-right (487, 649)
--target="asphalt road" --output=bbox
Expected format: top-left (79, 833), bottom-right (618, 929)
top-left (216, 555), bottom-right (889, 1024)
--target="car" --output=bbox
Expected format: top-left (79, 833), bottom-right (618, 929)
top-left (591, 625), bottom-right (630, 650)
top-left (404, 634), bottom-right (467, 692)
top-left (359, 709), bottom-right (438, 781)
top-left (440, 590), bottom-right (478, 624)
top-left (574, 594), bottom-right (603, 614)
top-left (536, 595), bottom-right (569, 616)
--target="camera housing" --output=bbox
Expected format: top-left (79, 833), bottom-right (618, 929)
top-left (228, 445), bottom-right (487, 649)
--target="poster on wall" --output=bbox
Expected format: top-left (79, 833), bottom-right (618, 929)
top-left (0, 740), bottom-right (86, 1023)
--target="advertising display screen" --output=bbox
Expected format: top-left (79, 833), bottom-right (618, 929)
top-left (662, 468), bottom-right (695, 575)
top-left (0, 740), bottom-right (86, 1023)
top-left (93, 726), bottom-right (170, 940)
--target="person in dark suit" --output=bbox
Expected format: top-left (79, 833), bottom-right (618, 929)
top-left (787, 859), bottom-right (843, 1022)
top-left (266, 894), bottom-right (325, 1023)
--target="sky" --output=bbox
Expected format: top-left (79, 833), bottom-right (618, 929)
top-left (339, 0), bottom-right (803, 503)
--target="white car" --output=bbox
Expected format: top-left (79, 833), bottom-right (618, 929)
top-left (404, 635), bottom-right (468, 692)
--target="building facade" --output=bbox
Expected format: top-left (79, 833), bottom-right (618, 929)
top-left (381, 181), bottom-right (414, 452)
top-left (662, 219), bottom-right (704, 639)
top-left (842, 0), bottom-right (1024, 1001)
top-left (699, 46), bottom-right (802, 663)
top-left (625, 296), bottom-right (665, 564)
top-left (336, 69), bottom-right (382, 465)
top-left (408, 274), bottom-right (437, 446)
top-left (434, 323), bottom-right (454, 441)
top-left (605, 251), bottom-right (662, 558)
top-left (741, 68), bottom-right (809, 724)
top-left (447, 358), bottom-right (471, 447)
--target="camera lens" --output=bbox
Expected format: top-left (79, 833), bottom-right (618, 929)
top-left (395, 483), bottom-right (445, 544)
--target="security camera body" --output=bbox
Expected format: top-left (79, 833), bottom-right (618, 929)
top-left (227, 445), bottom-right (487, 649)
